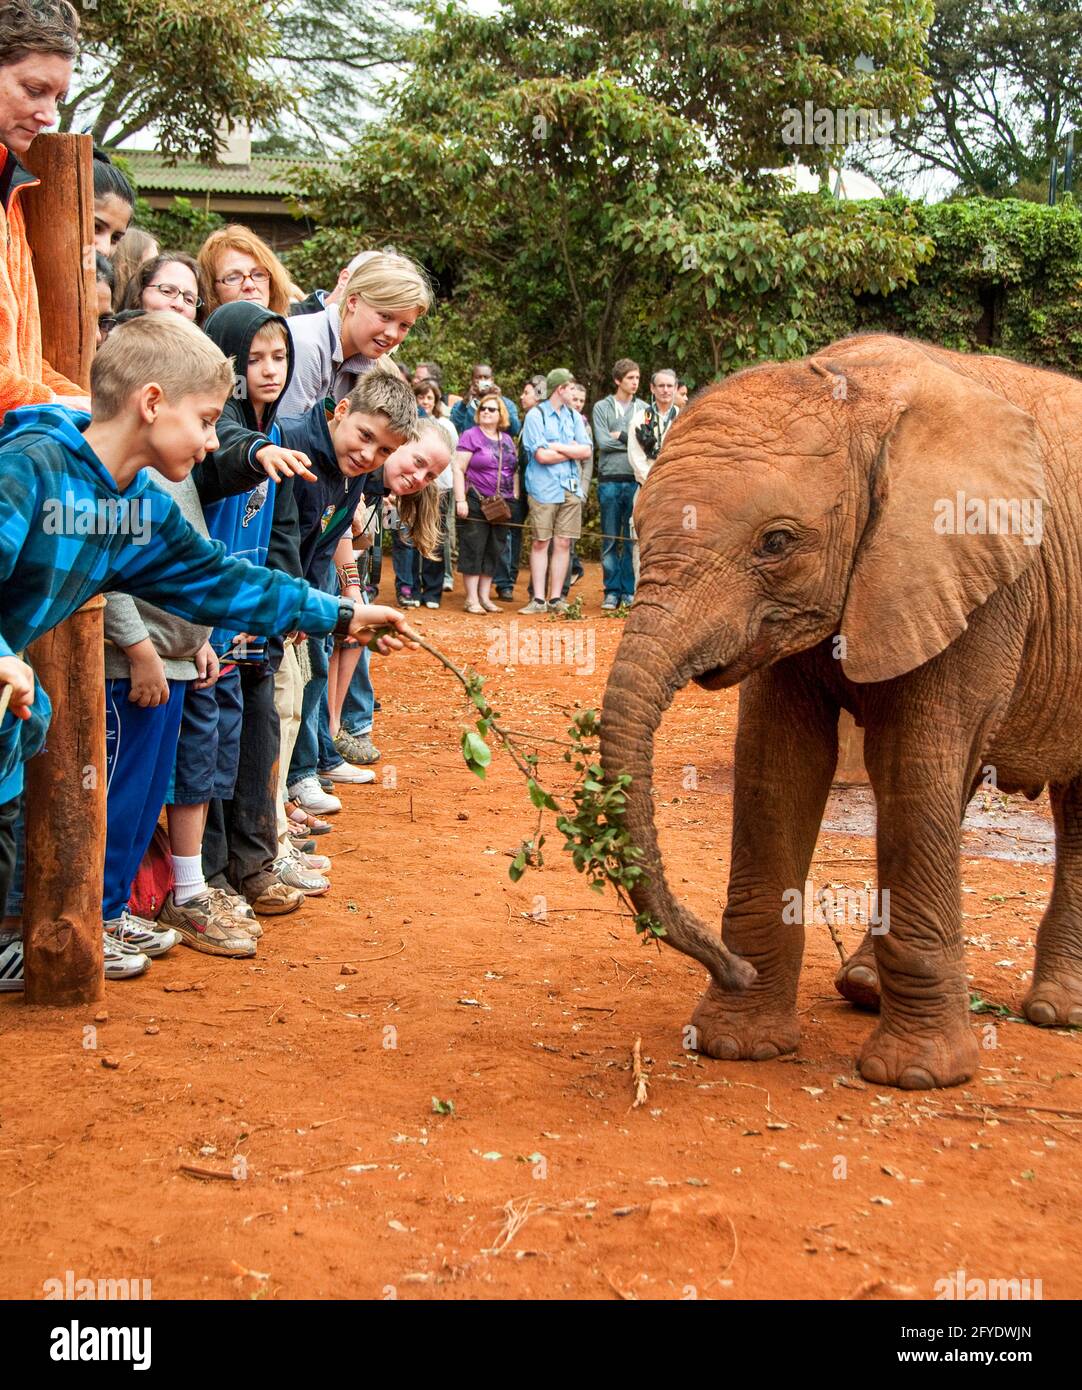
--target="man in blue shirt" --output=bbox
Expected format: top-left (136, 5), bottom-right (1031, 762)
top-left (519, 368), bottom-right (592, 614)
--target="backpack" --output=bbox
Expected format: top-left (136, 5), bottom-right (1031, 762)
top-left (128, 824), bottom-right (174, 920)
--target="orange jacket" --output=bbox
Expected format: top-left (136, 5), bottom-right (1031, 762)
top-left (0, 145), bottom-right (82, 412)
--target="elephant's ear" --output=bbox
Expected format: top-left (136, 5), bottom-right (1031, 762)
top-left (837, 351), bottom-right (1046, 684)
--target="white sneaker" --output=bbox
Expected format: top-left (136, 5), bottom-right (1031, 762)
top-left (442, 577), bottom-right (453, 591)
top-left (290, 846), bottom-right (331, 873)
top-left (104, 937), bottom-right (151, 980)
top-left (287, 776), bottom-right (342, 815)
top-left (272, 854), bottom-right (330, 896)
top-left (0, 933), bottom-right (23, 992)
top-left (104, 910), bottom-right (179, 958)
top-left (0, 932), bottom-right (150, 986)
top-left (323, 760), bottom-right (376, 785)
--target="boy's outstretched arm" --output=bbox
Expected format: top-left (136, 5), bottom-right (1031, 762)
top-left (193, 414), bottom-right (315, 506)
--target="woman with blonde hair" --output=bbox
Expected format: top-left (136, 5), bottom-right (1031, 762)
top-left (111, 227), bottom-right (158, 310)
top-left (197, 224), bottom-right (293, 317)
top-left (277, 248), bottom-right (433, 415)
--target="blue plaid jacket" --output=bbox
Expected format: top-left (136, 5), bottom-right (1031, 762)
top-left (0, 404), bottom-right (341, 795)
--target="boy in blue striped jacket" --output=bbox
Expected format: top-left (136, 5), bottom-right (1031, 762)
top-left (0, 314), bottom-right (413, 987)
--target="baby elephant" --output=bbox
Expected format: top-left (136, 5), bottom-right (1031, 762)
top-left (601, 333), bottom-right (1077, 1089)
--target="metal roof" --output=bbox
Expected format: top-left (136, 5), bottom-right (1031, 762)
top-left (119, 151), bottom-right (330, 198)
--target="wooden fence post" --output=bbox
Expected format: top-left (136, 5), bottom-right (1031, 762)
top-left (19, 132), bottom-right (104, 1005)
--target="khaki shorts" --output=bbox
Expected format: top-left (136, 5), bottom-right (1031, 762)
top-left (529, 492), bottom-right (582, 541)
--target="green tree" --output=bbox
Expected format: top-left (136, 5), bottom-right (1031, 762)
top-left (298, 0), bottom-right (935, 395)
top-left (856, 0), bottom-right (1082, 197)
top-left (62, 0), bottom-right (288, 161)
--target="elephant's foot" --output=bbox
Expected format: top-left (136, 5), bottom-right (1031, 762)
top-left (1022, 970), bottom-right (1082, 1028)
top-left (858, 1020), bottom-right (978, 1090)
top-left (689, 984), bottom-right (799, 1062)
top-left (834, 939), bottom-right (881, 1012)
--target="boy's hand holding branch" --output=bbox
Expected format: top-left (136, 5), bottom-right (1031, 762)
top-left (0, 655), bottom-right (35, 721)
top-left (347, 604), bottom-right (420, 654)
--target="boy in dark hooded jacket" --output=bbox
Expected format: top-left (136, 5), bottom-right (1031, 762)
top-left (195, 301), bottom-right (324, 916)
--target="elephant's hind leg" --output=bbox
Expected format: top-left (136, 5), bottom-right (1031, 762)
top-left (691, 662), bottom-right (837, 1062)
top-left (1024, 779), bottom-right (1082, 1027)
top-left (834, 929), bottom-right (880, 1010)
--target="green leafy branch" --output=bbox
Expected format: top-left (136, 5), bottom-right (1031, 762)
top-left (389, 628), bottom-right (664, 940)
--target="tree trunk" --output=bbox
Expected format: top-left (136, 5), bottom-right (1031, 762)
top-left (20, 133), bottom-right (104, 1006)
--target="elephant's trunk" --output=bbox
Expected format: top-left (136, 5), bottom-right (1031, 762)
top-left (600, 618), bottom-right (757, 991)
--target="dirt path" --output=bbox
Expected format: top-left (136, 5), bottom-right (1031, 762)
top-left (3, 564), bottom-right (1078, 1301)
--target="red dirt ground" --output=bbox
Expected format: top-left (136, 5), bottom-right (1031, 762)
top-left (2, 563), bottom-right (1079, 1301)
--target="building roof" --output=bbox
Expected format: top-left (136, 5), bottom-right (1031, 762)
top-left (119, 151), bottom-right (330, 198)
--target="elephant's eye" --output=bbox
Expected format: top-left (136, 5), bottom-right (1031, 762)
top-left (758, 529), bottom-right (795, 557)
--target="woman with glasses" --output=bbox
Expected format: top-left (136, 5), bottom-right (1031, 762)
top-left (121, 252), bottom-right (207, 325)
top-left (198, 225), bottom-right (293, 317)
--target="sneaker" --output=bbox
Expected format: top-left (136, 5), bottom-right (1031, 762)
top-left (318, 774), bottom-right (335, 792)
top-left (548, 597), bottom-right (569, 614)
top-left (287, 826), bottom-right (317, 851)
top-left (207, 887), bottom-right (263, 940)
top-left (273, 855), bottom-right (329, 896)
top-left (424, 600), bottom-right (440, 609)
top-left (334, 730), bottom-right (380, 765)
top-left (323, 760), bottom-right (376, 785)
top-left (288, 776), bottom-right (342, 815)
top-left (104, 910), bottom-right (179, 958)
top-left (569, 571), bottom-right (583, 587)
top-left (442, 576), bottom-right (453, 592)
top-left (289, 846), bottom-right (331, 873)
top-left (158, 891), bottom-right (257, 958)
top-left (495, 589), bottom-right (514, 602)
top-left (104, 937), bottom-right (151, 980)
top-left (250, 881), bottom-right (304, 916)
top-left (518, 598), bottom-right (549, 615)
top-left (0, 933), bottom-right (23, 991)
top-left (602, 594), bottom-right (619, 611)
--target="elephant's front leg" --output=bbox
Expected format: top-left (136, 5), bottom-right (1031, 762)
top-left (693, 663), bottom-right (838, 1061)
top-left (858, 728), bottom-right (979, 1089)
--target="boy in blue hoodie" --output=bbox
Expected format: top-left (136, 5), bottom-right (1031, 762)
top-left (0, 313), bottom-right (414, 989)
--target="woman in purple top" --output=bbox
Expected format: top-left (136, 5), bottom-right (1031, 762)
top-left (452, 392), bottom-right (517, 613)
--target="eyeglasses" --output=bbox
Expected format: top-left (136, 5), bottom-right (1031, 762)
top-left (98, 314), bottom-right (117, 338)
top-left (147, 282), bottom-right (202, 309)
top-left (216, 268), bottom-right (271, 287)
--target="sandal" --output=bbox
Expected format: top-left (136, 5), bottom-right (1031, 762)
top-left (463, 601), bottom-right (486, 614)
top-left (479, 598), bottom-right (503, 613)
top-left (287, 801), bottom-right (333, 836)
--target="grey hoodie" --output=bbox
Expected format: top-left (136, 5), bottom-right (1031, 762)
top-left (102, 474), bottom-right (212, 680)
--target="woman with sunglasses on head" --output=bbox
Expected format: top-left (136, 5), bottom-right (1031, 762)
top-left (197, 225), bottom-right (293, 318)
top-left (121, 252), bottom-right (206, 325)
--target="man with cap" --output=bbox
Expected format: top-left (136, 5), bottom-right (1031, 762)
top-left (518, 368), bottom-right (592, 614)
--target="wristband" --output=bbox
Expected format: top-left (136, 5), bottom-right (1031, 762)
top-left (337, 562), bottom-right (360, 590)
top-left (332, 600), bottom-right (355, 639)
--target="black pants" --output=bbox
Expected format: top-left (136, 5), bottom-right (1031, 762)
top-left (203, 661), bottom-right (280, 900)
top-left (494, 494), bottom-right (528, 591)
top-left (0, 794), bottom-right (19, 919)
top-left (458, 492), bottom-right (510, 576)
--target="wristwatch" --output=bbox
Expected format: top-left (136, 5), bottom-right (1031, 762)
top-left (333, 599), bottom-right (355, 638)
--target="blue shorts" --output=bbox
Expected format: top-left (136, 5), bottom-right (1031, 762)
top-left (168, 668), bottom-right (243, 805)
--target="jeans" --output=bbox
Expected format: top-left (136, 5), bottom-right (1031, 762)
top-left (341, 646), bottom-right (374, 737)
top-left (494, 494), bottom-right (528, 591)
top-left (203, 660), bottom-right (281, 899)
top-left (391, 525), bottom-right (417, 597)
top-left (289, 633), bottom-right (332, 786)
top-left (598, 479), bottom-right (638, 600)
